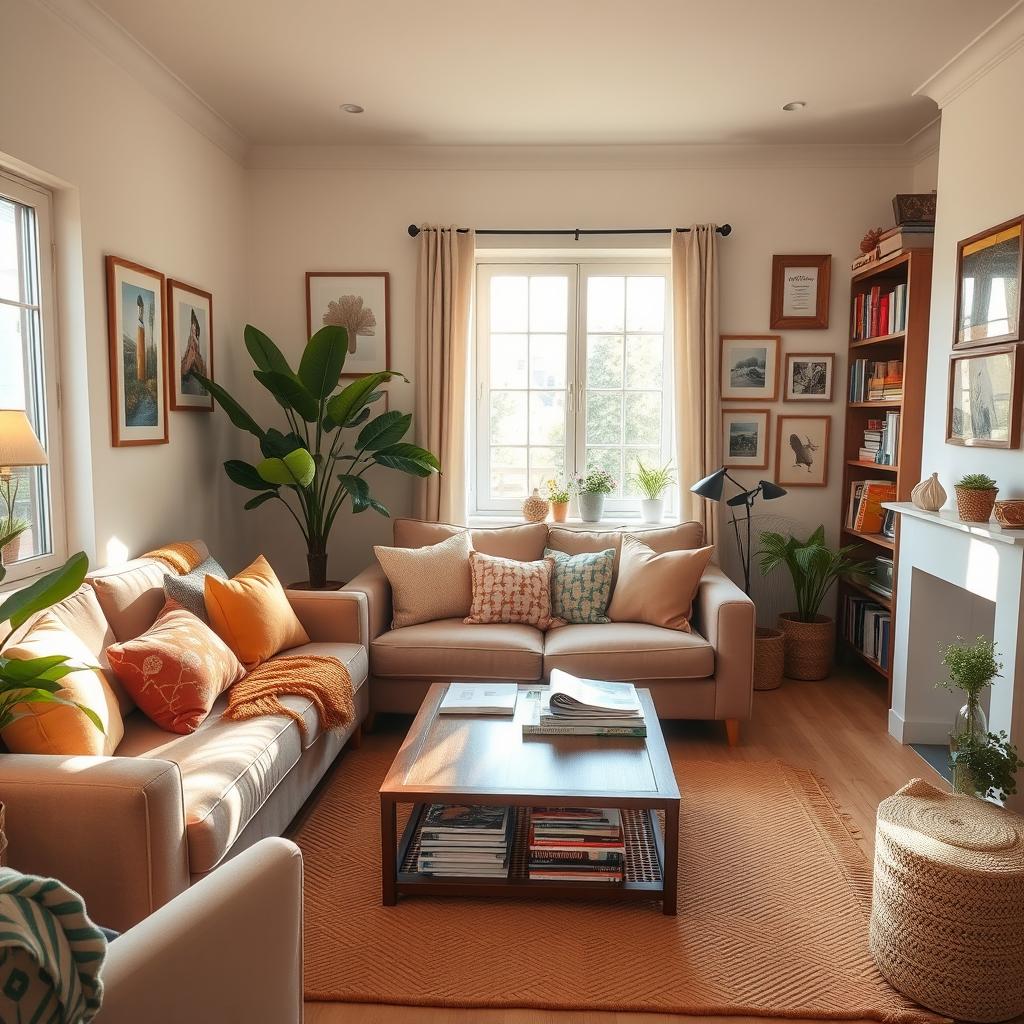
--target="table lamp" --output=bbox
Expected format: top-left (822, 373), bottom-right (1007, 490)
top-left (0, 408), bottom-right (48, 575)
top-left (690, 467), bottom-right (787, 594)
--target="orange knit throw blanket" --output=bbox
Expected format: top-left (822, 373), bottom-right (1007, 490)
top-left (224, 655), bottom-right (354, 737)
top-left (144, 541), bottom-right (207, 575)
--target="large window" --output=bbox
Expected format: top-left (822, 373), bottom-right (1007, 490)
top-left (474, 260), bottom-right (672, 515)
top-left (0, 171), bottom-right (64, 582)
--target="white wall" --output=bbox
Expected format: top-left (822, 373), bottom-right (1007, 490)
top-left (0, 0), bottom-right (246, 568)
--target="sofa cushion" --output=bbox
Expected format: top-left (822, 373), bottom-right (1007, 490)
top-left (545, 547), bottom-right (615, 624)
top-left (163, 556), bottom-right (227, 622)
top-left (393, 518), bottom-right (548, 562)
top-left (88, 559), bottom-right (169, 642)
top-left (465, 551), bottom-right (555, 629)
top-left (546, 521), bottom-right (705, 579)
top-left (374, 531), bottom-right (473, 628)
top-left (543, 622), bottom-right (715, 681)
top-left (372, 618), bottom-right (544, 680)
top-left (116, 640), bottom-right (367, 873)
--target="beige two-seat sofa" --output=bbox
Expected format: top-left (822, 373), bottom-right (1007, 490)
top-left (344, 519), bottom-right (755, 737)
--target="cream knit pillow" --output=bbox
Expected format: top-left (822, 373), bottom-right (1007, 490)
top-left (374, 531), bottom-right (473, 629)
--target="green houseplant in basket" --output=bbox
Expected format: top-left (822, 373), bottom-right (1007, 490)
top-left (954, 473), bottom-right (998, 523)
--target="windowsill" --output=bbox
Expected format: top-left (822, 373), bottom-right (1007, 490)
top-left (468, 514), bottom-right (681, 531)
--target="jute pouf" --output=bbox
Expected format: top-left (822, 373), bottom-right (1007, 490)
top-left (870, 778), bottom-right (1024, 1022)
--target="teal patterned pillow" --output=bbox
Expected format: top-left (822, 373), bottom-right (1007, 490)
top-left (544, 547), bottom-right (615, 624)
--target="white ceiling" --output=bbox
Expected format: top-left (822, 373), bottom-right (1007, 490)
top-left (91, 0), bottom-right (1014, 147)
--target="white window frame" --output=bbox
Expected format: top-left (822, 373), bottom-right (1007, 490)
top-left (0, 169), bottom-right (66, 583)
top-left (472, 254), bottom-right (672, 518)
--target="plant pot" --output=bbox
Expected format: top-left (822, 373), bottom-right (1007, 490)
top-left (578, 492), bottom-right (606, 523)
top-left (777, 613), bottom-right (835, 680)
top-left (0, 803), bottom-right (7, 867)
top-left (640, 498), bottom-right (664, 524)
top-left (754, 627), bottom-right (785, 691)
top-left (1, 532), bottom-right (23, 565)
top-left (550, 500), bottom-right (569, 523)
top-left (955, 486), bottom-right (998, 523)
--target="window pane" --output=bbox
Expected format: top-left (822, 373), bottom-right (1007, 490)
top-left (625, 334), bottom-right (663, 389)
top-left (626, 276), bottom-right (666, 332)
top-left (529, 446), bottom-right (566, 492)
top-left (1, 466), bottom-right (50, 561)
top-left (490, 334), bottom-right (527, 388)
top-left (529, 276), bottom-right (568, 332)
top-left (624, 447), bottom-right (663, 497)
top-left (529, 391), bottom-right (565, 446)
top-left (0, 303), bottom-right (28, 407)
top-left (584, 447), bottom-right (622, 497)
top-left (586, 334), bottom-right (623, 389)
top-left (490, 276), bottom-right (527, 332)
top-left (490, 446), bottom-right (527, 500)
top-left (625, 392), bottom-right (662, 445)
top-left (586, 392), bottom-right (622, 445)
top-left (490, 391), bottom-right (527, 444)
top-left (529, 334), bottom-right (566, 389)
top-left (0, 199), bottom-right (20, 303)
top-left (587, 276), bottom-right (625, 332)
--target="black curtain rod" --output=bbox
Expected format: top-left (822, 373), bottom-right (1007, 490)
top-left (407, 224), bottom-right (732, 239)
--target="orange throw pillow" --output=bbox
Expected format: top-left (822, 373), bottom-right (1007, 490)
top-left (106, 602), bottom-right (245, 734)
top-left (464, 550), bottom-right (555, 629)
top-left (607, 535), bottom-right (714, 632)
top-left (204, 555), bottom-right (309, 669)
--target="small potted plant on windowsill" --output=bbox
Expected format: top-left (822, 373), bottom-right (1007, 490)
top-left (954, 473), bottom-right (999, 523)
top-left (633, 460), bottom-right (674, 525)
top-left (573, 468), bottom-right (616, 523)
top-left (545, 478), bottom-right (571, 523)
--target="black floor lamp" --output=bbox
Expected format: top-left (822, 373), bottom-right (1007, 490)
top-left (690, 468), bottom-right (787, 595)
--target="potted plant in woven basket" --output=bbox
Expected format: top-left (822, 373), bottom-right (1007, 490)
top-left (758, 526), bottom-right (871, 680)
top-left (954, 473), bottom-right (998, 523)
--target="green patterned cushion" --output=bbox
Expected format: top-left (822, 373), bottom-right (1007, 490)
top-left (544, 547), bottom-right (615, 624)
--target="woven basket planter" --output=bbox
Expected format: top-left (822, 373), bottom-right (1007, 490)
top-left (777, 613), bottom-right (834, 680)
top-left (955, 486), bottom-right (998, 523)
top-left (870, 779), bottom-right (1024, 1022)
top-left (753, 627), bottom-right (785, 690)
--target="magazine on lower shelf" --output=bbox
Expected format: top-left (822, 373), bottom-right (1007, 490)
top-left (415, 804), bottom-right (513, 878)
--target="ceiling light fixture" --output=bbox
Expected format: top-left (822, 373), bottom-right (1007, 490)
top-left (340, 103), bottom-right (365, 114)
top-left (782, 101), bottom-right (807, 112)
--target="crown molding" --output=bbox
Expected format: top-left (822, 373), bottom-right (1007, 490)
top-left (915, 0), bottom-right (1024, 109)
top-left (904, 118), bottom-right (941, 163)
top-left (33, 0), bottom-right (248, 163)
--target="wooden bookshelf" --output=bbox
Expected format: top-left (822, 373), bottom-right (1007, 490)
top-left (838, 250), bottom-right (932, 696)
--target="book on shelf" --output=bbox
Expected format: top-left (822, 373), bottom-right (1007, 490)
top-left (842, 593), bottom-right (891, 670)
top-left (881, 507), bottom-right (897, 540)
top-left (849, 358), bottom-right (902, 403)
top-left (848, 480), bottom-right (897, 534)
top-left (416, 804), bottom-right (513, 878)
top-left (851, 283), bottom-right (909, 341)
top-left (870, 555), bottom-right (894, 598)
top-left (528, 808), bottom-right (625, 882)
top-left (877, 225), bottom-right (934, 258)
top-left (439, 681), bottom-right (519, 716)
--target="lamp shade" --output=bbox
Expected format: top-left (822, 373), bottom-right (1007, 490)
top-left (759, 479), bottom-right (787, 501)
top-left (0, 409), bottom-right (48, 469)
top-left (690, 467), bottom-right (727, 502)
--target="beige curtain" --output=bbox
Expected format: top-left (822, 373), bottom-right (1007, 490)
top-left (672, 225), bottom-right (720, 546)
top-left (413, 226), bottom-right (476, 524)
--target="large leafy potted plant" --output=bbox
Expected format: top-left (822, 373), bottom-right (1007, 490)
top-left (194, 325), bottom-right (439, 589)
top-left (757, 526), bottom-right (870, 680)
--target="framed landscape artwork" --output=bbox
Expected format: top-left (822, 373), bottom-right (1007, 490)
top-left (953, 216), bottom-right (1022, 350)
top-left (784, 353), bottom-right (834, 402)
top-left (167, 279), bottom-right (213, 411)
top-left (946, 345), bottom-right (1022, 448)
top-left (722, 409), bottom-right (770, 469)
top-left (770, 254), bottom-right (831, 329)
top-left (306, 271), bottom-right (390, 376)
top-left (776, 414), bottom-right (830, 487)
top-left (105, 255), bottom-right (168, 446)
top-left (720, 335), bottom-right (780, 401)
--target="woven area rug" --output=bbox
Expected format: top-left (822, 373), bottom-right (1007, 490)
top-left (293, 732), bottom-right (945, 1022)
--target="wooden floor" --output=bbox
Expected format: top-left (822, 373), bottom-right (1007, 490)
top-left (304, 664), bottom-right (945, 1024)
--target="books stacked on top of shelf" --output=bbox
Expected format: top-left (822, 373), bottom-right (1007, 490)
top-left (859, 418), bottom-right (884, 462)
top-left (416, 804), bottom-right (512, 878)
top-left (521, 670), bottom-right (646, 738)
top-left (858, 410), bottom-right (901, 465)
top-left (847, 479), bottom-right (898, 535)
top-left (439, 682), bottom-right (519, 715)
top-left (528, 808), bottom-right (626, 883)
top-left (849, 359), bottom-right (903, 403)
top-left (871, 555), bottom-right (894, 599)
top-left (842, 593), bottom-right (891, 670)
top-left (852, 284), bottom-right (909, 340)
top-left (877, 224), bottom-right (934, 259)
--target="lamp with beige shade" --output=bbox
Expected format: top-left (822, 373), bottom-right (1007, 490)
top-left (0, 408), bottom-right (48, 580)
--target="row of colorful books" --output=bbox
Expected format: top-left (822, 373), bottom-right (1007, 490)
top-left (849, 358), bottom-right (903, 403)
top-left (852, 282), bottom-right (910, 340)
top-left (846, 479), bottom-right (897, 535)
top-left (415, 804), bottom-right (512, 878)
top-left (528, 808), bottom-right (625, 883)
top-left (842, 593), bottom-right (891, 670)
top-left (858, 411), bottom-right (900, 465)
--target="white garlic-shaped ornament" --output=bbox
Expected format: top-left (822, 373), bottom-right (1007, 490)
top-left (911, 472), bottom-right (946, 512)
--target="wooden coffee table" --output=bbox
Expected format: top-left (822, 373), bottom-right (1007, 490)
top-left (379, 683), bottom-right (681, 915)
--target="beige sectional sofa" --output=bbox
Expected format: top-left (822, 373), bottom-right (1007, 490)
top-left (0, 554), bottom-right (368, 931)
top-left (344, 518), bottom-right (755, 732)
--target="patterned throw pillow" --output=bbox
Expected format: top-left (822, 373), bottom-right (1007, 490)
top-left (544, 547), bottom-right (615, 625)
top-left (163, 556), bottom-right (228, 622)
top-left (464, 551), bottom-right (555, 630)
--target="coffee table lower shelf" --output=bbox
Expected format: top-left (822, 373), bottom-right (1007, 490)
top-left (386, 803), bottom-right (672, 912)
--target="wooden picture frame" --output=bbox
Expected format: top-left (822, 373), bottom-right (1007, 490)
top-left (306, 271), bottom-right (391, 377)
top-left (952, 215), bottom-right (1023, 350)
top-left (720, 334), bottom-right (780, 401)
top-left (722, 409), bottom-right (770, 469)
top-left (770, 254), bottom-right (831, 330)
top-left (946, 344), bottom-right (1023, 449)
top-left (784, 352), bottom-right (834, 402)
top-left (166, 279), bottom-right (213, 411)
top-left (776, 414), bottom-right (830, 487)
top-left (105, 255), bottom-right (168, 447)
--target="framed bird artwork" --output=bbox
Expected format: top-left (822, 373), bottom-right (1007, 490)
top-left (776, 414), bottom-right (830, 487)
top-left (305, 271), bottom-right (391, 377)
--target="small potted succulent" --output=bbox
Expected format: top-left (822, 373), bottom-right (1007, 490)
top-left (954, 473), bottom-right (998, 523)
top-left (545, 478), bottom-right (571, 523)
top-left (632, 460), bottom-right (674, 524)
top-left (573, 467), bottom-right (616, 523)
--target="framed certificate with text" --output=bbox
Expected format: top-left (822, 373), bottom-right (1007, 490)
top-left (770, 254), bottom-right (831, 330)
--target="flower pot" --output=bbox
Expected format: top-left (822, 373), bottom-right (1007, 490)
top-left (640, 498), bottom-right (664, 524)
top-left (955, 486), bottom-right (998, 523)
top-left (550, 500), bottom-right (569, 523)
top-left (1, 532), bottom-right (23, 565)
top-left (777, 613), bottom-right (835, 680)
top-left (754, 627), bottom-right (785, 691)
top-left (578, 492), bottom-right (606, 523)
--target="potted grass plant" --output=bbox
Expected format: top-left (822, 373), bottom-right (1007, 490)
top-left (954, 473), bottom-right (998, 523)
top-left (633, 460), bottom-right (674, 524)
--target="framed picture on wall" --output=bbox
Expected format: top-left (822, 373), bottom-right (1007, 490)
top-left (720, 335), bottom-right (780, 401)
top-left (784, 353), bottom-right (834, 401)
top-left (166, 279), bottom-right (214, 411)
top-left (952, 216), bottom-right (1023, 350)
top-left (105, 255), bottom-right (168, 446)
top-left (770, 254), bottom-right (831, 329)
top-left (946, 344), bottom-right (1022, 448)
top-left (306, 271), bottom-right (390, 376)
top-left (776, 414), bottom-right (830, 487)
top-left (722, 409), bottom-right (770, 469)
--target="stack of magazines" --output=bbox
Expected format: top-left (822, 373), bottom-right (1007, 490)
top-left (416, 804), bottom-right (512, 878)
top-left (528, 808), bottom-right (625, 882)
top-left (522, 669), bottom-right (646, 737)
